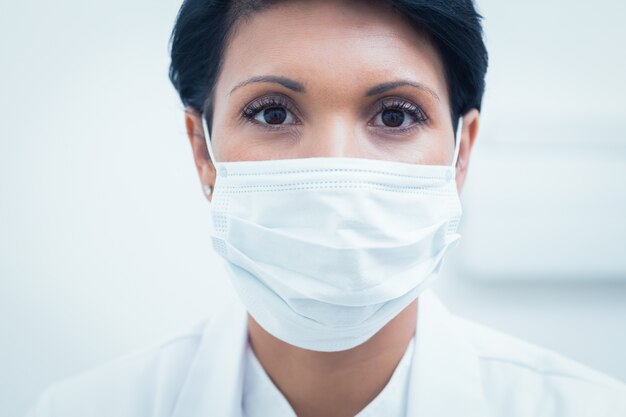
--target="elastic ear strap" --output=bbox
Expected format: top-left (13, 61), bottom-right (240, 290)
top-left (201, 115), bottom-right (218, 164)
top-left (452, 116), bottom-right (463, 167)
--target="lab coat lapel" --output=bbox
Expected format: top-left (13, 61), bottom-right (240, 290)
top-left (406, 290), bottom-right (489, 416)
top-left (170, 300), bottom-right (248, 417)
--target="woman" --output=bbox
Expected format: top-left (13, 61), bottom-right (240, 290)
top-left (27, 0), bottom-right (626, 416)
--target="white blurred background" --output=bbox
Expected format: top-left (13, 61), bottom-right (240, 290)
top-left (1, 0), bottom-right (625, 416)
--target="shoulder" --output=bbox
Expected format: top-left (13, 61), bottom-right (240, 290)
top-left (26, 318), bottom-right (211, 417)
top-left (454, 315), bottom-right (626, 416)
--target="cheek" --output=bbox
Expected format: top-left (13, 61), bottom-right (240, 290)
top-left (210, 135), bottom-right (250, 163)
top-left (417, 136), bottom-right (453, 165)
top-left (370, 132), bottom-right (453, 166)
top-left (210, 128), bottom-right (285, 163)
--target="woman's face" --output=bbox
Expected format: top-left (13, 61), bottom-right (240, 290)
top-left (187, 0), bottom-right (479, 194)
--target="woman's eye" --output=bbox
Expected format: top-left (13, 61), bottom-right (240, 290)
top-left (253, 106), bottom-right (298, 125)
top-left (242, 95), bottom-right (301, 128)
top-left (370, 100), bottom-right (428, 129)
top-left (371, 109), bottom-right (418, 128)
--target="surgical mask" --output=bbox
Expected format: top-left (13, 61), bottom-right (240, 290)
top-left (203, 118), bottom-right (463, 352)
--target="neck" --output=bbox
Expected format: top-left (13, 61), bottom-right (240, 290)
top-left (247, 300), bottom-right (417, 417)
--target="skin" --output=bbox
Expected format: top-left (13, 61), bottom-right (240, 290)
top-left (185, 1), bottom-right (480, 416)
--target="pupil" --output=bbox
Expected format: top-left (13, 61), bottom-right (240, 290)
top-left (263, 107), bottom-right (287, 124)
top-left (382, 109), bottom-right (404, 127)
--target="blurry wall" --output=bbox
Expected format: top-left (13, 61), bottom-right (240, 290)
top-left (1, 0), bottom-right (625, 416)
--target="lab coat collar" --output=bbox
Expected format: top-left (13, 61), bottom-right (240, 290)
top-left (170, 301), bottom-right (248, 417)
top-left (407, 290), bottom-right (489, 416)
top-left (170, 289), bottom-right (488, 417)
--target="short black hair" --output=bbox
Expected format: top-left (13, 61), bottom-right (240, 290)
top-left (168, 0), bottom-right (488, 134)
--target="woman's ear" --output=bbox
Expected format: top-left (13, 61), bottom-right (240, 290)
top-left (185, 107), bottom-right (216, 202)
top-left (455, 108), bottom-right (480, 194)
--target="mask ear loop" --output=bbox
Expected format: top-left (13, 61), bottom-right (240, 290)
top-left (201, 114), bottom-right (218, 165)
top-left (452, 116), bottom-right (463, 168)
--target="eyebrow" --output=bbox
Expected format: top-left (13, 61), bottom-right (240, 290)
top-left (366, 80), bottom-right (440, 102)
top-left (230, 76), bottom-right (305, 95)
top-left (229, 75), bottom-right (440, 102)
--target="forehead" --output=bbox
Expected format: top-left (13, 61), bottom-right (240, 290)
top-left (216, 0), bottom-right (448, 102)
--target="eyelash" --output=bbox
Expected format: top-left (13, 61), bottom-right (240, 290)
top-left (240, 94), bottom-right (428, 132)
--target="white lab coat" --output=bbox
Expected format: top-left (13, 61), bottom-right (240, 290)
top-left (26, 290), bottom-right (626, 417)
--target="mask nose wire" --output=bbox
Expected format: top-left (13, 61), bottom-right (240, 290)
top-left (201, 114), bottom-right (218, 165)
top-left (452, 116), bottom-right (463, 168)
